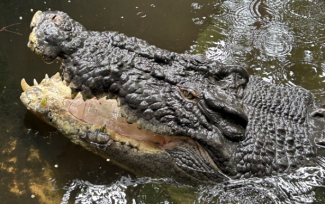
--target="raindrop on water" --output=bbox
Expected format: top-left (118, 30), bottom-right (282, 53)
top-left (19, 16), bottom-right (22, 20)
top-left (151, 4), bottom-right (155, 7)
top-left (54, 164), bottom-right (58, 168)
top-left (191, 3), bottom-right (203, 9)
top-left (31, 195), bottom-right (35, 198)
top-left (30, 9), bottom-right (33, 12)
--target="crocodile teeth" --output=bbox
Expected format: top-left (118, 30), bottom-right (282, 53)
top-left (21, 78), bottom-right (31, 91)
top-left (100, 123), bottom-right (107, 133)
top-left (75, 92), bottom-right (83, 99)
top-left (52, 72), bottom-right (61, 82)
top-left (41, 74), bottom-right (49, 84)
top-left (33, 79), bottom-right (38, 86)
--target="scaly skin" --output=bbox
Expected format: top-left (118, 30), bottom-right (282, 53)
top-left (23, 10), bottom-right (325, 182)
top-left (20, 73), bottom-right (229, 184)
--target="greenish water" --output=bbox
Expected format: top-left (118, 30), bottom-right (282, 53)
top-left (0, 0), bottom-right (325, 203)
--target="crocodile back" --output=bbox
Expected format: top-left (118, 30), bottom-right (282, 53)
top-left (234, 76), bottom-right (316, 178)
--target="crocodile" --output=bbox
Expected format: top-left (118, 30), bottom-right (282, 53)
top-left (21, 10), bottom-right (325, 184)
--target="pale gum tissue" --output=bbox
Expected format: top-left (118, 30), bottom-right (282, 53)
top-left (63, 97), bottom-right (166, 145)
top-left (20, 73), bottom-right (185, 153)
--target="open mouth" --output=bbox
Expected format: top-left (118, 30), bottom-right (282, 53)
top-left (20, 73), bottom-right (229, 182)
top-left (20, 73), bottom-right (195, 153)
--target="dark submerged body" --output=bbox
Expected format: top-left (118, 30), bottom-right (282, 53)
top-left (28, 11), bottom-right (325, 180)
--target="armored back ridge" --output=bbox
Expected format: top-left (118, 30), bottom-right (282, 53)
top-left (21, 10), bottom-right (325, 184)
top-left (234, 76), bottom-right (318, 178)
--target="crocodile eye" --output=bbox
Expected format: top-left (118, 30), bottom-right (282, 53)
top-left (178, 87), bottom-right (200, 103)
top-left (184, 91), bottom-right (195, 100)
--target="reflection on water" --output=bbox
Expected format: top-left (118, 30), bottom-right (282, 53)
top-left (0, 0), bottom-right (325, 203)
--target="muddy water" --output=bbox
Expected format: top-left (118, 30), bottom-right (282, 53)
top-left (0, 0), bottom-right (325, 203)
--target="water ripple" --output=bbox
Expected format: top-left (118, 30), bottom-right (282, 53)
top-left (282, 59), bottom-right (325, 92)
top-left (249, 0), bottom-right (282, 23)
top-left (205, 40), bottom-right (231, 63)
top-left (61, 179), bottom-right (127, 204)
top-left (284, 0), bottom-right (325, 24)
top-left (253, 23), bottom-right (293, 57)
top-left (61, 177), bottom-right (182, 203)
top-left (198, 159), bottom-right (325, 204)
top-left (228, 5), bottom-right (256, 27)
top-left (60, 157), bottom-right (325, 204)
top-left (264, 0), bottom-right (284, 8)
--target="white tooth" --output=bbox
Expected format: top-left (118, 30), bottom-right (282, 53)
top-left (41, 74), bottom-right (50, 84)
top-left (117, 97), bottom-right (121, 106)
top-left (98, 96), bottom-right (107, 103)
top-left (75, 92), bottom-right (83, 99)
top-left (21, 78), bottom-right (31, 91)
top-left (33, 79), bottom-right (38, 86)
top-left (52, 72), bottom-right (61, 81)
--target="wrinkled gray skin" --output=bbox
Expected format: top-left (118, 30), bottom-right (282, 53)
top-left (28, 10), bottom-right (325, 181)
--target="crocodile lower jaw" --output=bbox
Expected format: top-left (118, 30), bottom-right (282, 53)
top-left (20, 73), bottom-right (193, 153)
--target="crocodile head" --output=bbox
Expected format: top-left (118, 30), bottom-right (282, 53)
top-left (20, 74), bottom-right (229, 183)
top-left (23, 10), bottom-right (324, 183)
top-left (25, 10), bottom-right (253, 179)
